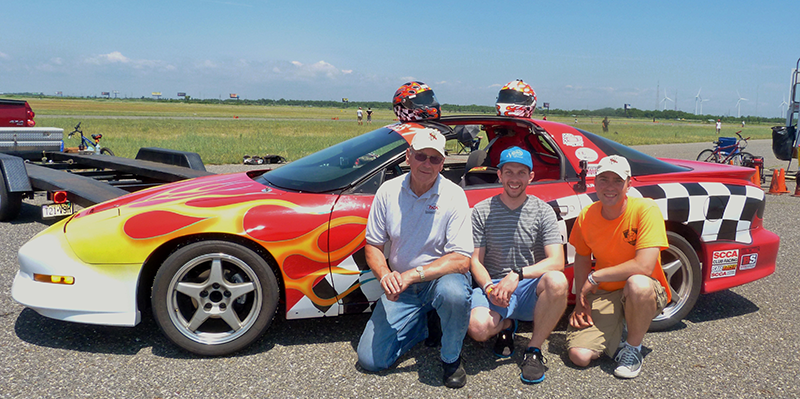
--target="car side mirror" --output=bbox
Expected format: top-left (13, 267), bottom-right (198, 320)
top-left (574, 159), bottom-right (587, 193)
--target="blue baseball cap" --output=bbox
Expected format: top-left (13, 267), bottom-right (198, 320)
top-left (497, 146), bottom-right (532, 170)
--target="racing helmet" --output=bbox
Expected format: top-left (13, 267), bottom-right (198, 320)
top-left (393, 81), bottom-right (441, 122)
top-left (496, 79), bottom-right (537, 118)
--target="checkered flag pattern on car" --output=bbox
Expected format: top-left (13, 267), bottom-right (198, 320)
top-left (549, 182), bottom-right (763, 245)
top-left (629, 182), bottom-right (764, 244)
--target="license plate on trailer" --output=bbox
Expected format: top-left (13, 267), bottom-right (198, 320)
top-left (41, 202), bottom-right (74, 218)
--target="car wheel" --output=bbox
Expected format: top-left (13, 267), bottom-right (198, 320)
top-left (650, 232), bottom-right (702, 331)
top-left (0, 175), bottom-right (22, 222)
top-left (152, 240), bottom-right (279, 356)
top-left (696, 149), bottom-right (719, 163)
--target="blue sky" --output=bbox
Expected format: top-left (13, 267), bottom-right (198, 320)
top-left (1, 0), bottom-right (796, 117)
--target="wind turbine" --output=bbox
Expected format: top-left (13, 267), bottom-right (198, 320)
top-left (700, 97), bottom-right (710, 115)
top-left (694, 88), bottom-right (702, 115)
top-left (736, 90), bottom-right (748, 118)
top-left (660, 88), bottom-right (673, 111)
top-left (780, 95), bottom-right (789, 117)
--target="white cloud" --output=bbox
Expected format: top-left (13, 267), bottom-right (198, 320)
top-left (197, 60), bottom-right (218, 69)
top-left (287, 60), bottom-right (347, 80)
top-left (84, 51), bottom-right (130, 65)
top-left (83, 51), bottom-right (173, 71)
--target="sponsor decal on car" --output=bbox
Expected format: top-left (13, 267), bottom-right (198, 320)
top-left (739, 247), bottom-right (760, 270)
top-left (562, 133), bottom-right (584, 147)
top-left (711, 249), bottom-right (738, 278)
top-left (575, 147), bottom-right (598, 161)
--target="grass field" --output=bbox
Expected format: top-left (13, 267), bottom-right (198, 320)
top-left (28, 98), bottom-right (774, 164)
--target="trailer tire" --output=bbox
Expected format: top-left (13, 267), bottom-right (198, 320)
top-left (100, 147), bottom-right (115, 156)
top-left (0, 175), bottom-right (22, 222)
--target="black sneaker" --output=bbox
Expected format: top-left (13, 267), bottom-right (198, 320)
top-left (492, 319), bottom-right (518, 358)
top-left (442, 357), bottom-right (466, 389)
top-left (520, 347), bottom-right (546, 384)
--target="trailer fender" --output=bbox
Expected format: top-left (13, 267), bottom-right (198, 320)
top-left (0, 153), bottom-right (33, 193)
top-left (134, 148), bottom-right (206, 171)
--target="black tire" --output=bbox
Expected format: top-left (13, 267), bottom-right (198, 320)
top-left (0, 175), bottom-right (23, 222)
top-left (99, 147), bottom-right (114, 156)
top-left (650, 232), bottom-right (702, 331)
top-left (151, 241), bottom-right (279, 356)
top-left (696, 149), bottom-right (719, 163)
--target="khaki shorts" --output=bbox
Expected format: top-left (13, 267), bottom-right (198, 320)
top-left (566, 277), bottom-right (668, 357)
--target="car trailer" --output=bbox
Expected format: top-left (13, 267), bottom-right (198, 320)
top-left (0, 147), bottom-right (212, 222)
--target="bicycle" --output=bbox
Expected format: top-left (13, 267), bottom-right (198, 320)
top-left (696, 130), bottom-right (753, 166)
top-left (67, 122), bottom-right (114, 156)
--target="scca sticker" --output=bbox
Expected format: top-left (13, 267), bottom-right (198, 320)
top-left (711, 249), bottom-right (738, 279)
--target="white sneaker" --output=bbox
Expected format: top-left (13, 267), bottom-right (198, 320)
top-left (614, 343), bottom-right (643, 379)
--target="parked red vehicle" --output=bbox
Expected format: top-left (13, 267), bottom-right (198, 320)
top-left (12, 115), bottom-right (779, 355)
top-left (0, 99), bottom-right (36, 127)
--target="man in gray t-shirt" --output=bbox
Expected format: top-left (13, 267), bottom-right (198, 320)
top-left (468, 146), bottom-right (568, 384)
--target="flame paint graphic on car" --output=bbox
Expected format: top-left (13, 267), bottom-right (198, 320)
top-left (68, 172), bottom-right (370, 317)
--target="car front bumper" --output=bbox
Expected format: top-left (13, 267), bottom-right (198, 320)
top-left (11, 225), bottom-right (143, 326)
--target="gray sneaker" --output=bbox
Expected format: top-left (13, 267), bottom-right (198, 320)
top-left (614, 343), bottom-right (643, 379)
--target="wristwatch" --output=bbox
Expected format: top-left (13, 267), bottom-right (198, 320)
top-left (416, 266), bottom-right (425, 282)
top-left (587, 271), bottom-right (599, 286)
top-left (514, 268), bottom-right (524, 280)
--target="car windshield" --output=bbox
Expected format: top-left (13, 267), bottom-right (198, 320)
top-left (578, 129), bottom-right (689, 176)
top-left (259, 127), bottom-right (408, 193)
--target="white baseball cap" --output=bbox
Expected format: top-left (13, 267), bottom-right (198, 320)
top-left (411, 128), bottom-right (446, 157)
top-left (596, 155), bottom-right (631, 179)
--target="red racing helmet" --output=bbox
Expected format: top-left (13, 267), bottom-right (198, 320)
top-left (392, 81), bottom-right (441, 122)
top-left (496, 79), bottom-right (537, 118)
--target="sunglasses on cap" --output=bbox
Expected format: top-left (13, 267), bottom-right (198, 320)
top-left (411, 150), bottom-right (444, 165)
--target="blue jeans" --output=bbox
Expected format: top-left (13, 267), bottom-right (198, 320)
top-left (357, 273), bottom-right (471, 371)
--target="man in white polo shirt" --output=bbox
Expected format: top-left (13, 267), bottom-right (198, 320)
top-left (357, 127), bottom-right (474, 389)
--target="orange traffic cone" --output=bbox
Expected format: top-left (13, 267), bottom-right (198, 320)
top-left (778, 168), bottom-right (790, 193)
top-left (768, 169), bottom-right (784, 194)
top-left (750, 166), bottom-right (761, 187)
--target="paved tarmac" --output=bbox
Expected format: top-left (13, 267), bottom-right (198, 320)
top-left (1, 140), bottom-right (798, 398)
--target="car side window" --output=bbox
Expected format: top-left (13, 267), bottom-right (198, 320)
top-left (350, 159), bottom-right (406, 195)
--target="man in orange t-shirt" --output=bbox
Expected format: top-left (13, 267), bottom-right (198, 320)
top-left (566, 155), bottom-right (669, 379)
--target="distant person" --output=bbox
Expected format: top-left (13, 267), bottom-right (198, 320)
top-left (742, 120), bottom-right (745, 128)
top-left (357, 107), bottom-right (364, 125)
top-left (468, 146), bottom-right (567, 384)
top-left (542, 115), bottom-right (547, 121)
top-left (602, 117), bottom-right (610, 133)
top-left (716, 119), bottom-right (721, 134)
top-left (367, 107), bottom-right (373, 123)
top-left (567, 155), bottom-right (670, 379)
top-left (392, 81), bottom-right (441, 122)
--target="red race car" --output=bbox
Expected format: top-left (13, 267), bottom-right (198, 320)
top-left (12, 115), bottom-right (779, 355)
